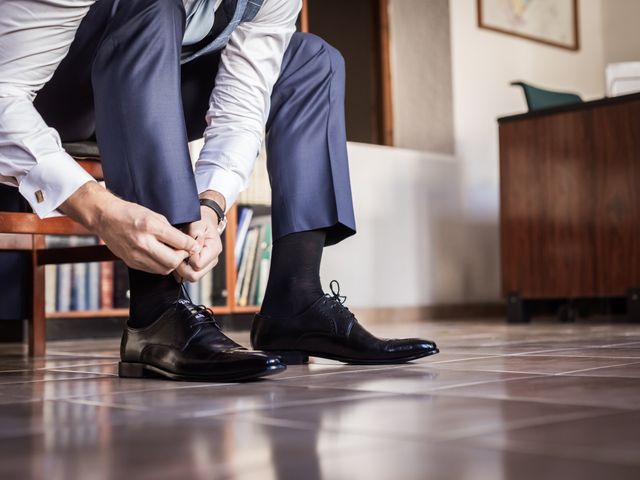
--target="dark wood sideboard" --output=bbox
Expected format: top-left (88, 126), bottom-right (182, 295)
top-left (499, 93), bottom-right (640, 322)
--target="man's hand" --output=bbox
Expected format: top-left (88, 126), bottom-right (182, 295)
top-left (175, 204), bottom-right (223, 282)
top-left (60, 182), bottom-right (201, 275)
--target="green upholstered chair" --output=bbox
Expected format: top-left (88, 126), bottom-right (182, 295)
top-left (511, 81), bottom-right (582, 112)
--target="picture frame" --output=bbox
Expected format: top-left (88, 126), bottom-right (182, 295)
top-left (477, 0), bottom-right (579, 51)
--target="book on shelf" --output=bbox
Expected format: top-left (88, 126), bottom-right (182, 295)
top-left (234, 209), bottom-right (273, 307)
top-left (56, 263), bottom-right (72, 312)
top-left (247, 229), bottom-right (262, 308)
top-left (235, 207), bottom-right (254, 269)
top-left (238, 227), bottom-right (260, 307)
top-left (44, 265), bottom-right (57, 313)
top-left (255, 221), bottom-right (272, 306)
top-left (71, 262), bottom-right (87, 311)
top-left (247, 216), bottom-right (270, 306)
top-left (45, 235), bottom-right (106, 313)
top-left (87, 261), bottom-right (100, 311)
top-left (100, 262), bottom-right (114, 309)
top-left (235, 226), bottom-right (257, 305)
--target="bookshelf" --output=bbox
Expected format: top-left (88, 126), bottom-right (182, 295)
top-left (44, 201), bottom-right (270, 320)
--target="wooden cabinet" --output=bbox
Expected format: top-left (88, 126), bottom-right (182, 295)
top-left (499, 93), bottom-right (640, 322)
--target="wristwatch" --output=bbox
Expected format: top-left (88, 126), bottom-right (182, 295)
top-left (199, 198), bottom-right (227, 234)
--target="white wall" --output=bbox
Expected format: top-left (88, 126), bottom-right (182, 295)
top-left (388, 0), bottom-right (454, 153)
top-left (320, 143), bottom-right (463, 308)
top-left (601, 0), bottom-right (640, 64)
top-left (448, 0), bottom-right (607, 301)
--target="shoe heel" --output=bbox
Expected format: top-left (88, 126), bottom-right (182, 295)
top-left (271, 351), bottom-right (309, 365)
top-left (118, 362), bottom-right (147, 378)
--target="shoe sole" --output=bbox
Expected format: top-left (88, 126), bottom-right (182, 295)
top-left (269, 348), bottom-right (440, 365)
top-left (118, 361), bottom-right (286, 382)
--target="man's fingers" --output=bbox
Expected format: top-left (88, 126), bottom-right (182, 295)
top-left (188, 247), bottom-right (214, 271)
top-left (175, 253), bottom-right (219, 283)
top-left (156, 222), bottom-right (201, 254)
top-left (188, 235), bottom-right (222, 271)
top-left (175, 261), bottom-right (199, 283)
top-left (144, 237), bottom-right (190, 271)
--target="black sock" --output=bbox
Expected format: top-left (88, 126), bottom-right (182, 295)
top-left (127, 268), bottom-right (182, 328)
top-left (259, 229), bottom-right (326, 318)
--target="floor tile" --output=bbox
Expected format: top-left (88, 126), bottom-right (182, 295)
top-left (566, 362), bottom-right (640, 378)
top-left (522, 347), bottom-right (640, 359)
top-left (277, 364), bottom-right (538, 394)
top-left (429, 355), bottom-right (640, 375)
top-left (464, 410), bottom-right (640, 466)
top-left (433, 374), bottom-right (640, 409)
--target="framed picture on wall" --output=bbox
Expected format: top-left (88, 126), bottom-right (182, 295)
top-left (477, 0), bottom-right (579, 51)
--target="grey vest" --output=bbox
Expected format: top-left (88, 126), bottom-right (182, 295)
top-left (181, 0), bottom-right (264, 64)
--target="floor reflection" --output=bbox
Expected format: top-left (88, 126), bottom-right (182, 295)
top-left (0, 320), bottom-right (639, 479)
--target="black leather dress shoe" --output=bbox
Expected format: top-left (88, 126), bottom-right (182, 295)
top-left (120, 298), bottom-right (285, 382)
top-left (251, 281), bottom-right (439, 365)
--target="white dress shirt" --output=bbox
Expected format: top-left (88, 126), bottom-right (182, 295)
top-left (0, 0), bottom-right (300, 218)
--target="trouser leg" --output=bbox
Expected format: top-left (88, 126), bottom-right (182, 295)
top-left (266, 32), bottom-right (356, 246)
top-left (34, 0), bottom-right (200, 225)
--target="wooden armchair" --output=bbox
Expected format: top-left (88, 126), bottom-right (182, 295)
top-left (0, 142), bottom-right (118, 356)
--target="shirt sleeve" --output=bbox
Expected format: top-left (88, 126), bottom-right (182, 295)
top-left (0, 0), bottom-right (97, 218)
top-left (194, 0), bottom-right (302, 210)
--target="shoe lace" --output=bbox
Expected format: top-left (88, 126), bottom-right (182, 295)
top-left (325, 280), bottom-right (356, 322)
top-left (179, 283), bottom-right (221, 329)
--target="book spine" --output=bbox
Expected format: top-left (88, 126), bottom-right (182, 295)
top-left (256, 222), bottom-right (272, 306)
top-left (239, 229), bottom-right (259, 307)
top-left (234, 207), bottom-right (254, 268)
top-left (100, 262), bottom-right (114, 309)
top-left (87, 262), bottom-right (100, 311)
top-left (72, 262), bottom-right (87, 311)
top-left (45, 265), bottom-right (57, 313)
top-left (248, 224), bottom-right (265, 306)
top-left (56, 264), bottom-right (72, 312)
top-left (235, 227), bottom-right (255, 305)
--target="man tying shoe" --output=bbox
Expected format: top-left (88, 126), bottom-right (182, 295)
top-left (0, 0), bottom-right (438, 381)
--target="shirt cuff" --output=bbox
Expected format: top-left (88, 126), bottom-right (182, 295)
top-left (194, 162), bottom-right (246, 212)
top-left (194, 136), bottom-right (261, 211)
top-left (18, 150), bottom-right (96, 218)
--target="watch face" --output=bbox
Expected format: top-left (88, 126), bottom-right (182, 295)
top-left (217, 218), bottom-right (227, 235)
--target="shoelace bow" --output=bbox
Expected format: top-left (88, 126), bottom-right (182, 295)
top-left (325, 280), bottom-right (356, 321)
top-left (179, 283), bottom-right (221, 329)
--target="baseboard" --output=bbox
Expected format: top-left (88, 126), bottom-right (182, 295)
top-left (351, 302), bottom-right (506, 325)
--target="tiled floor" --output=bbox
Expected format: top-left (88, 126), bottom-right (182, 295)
top-left (1, 320), bottom-right (640, 480)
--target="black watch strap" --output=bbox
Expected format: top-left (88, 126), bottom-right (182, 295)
top-left (199, 198), bottom-right (225, 223)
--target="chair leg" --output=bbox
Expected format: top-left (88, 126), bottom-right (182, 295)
top-left (29, 235), bottom-right (46, 357)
